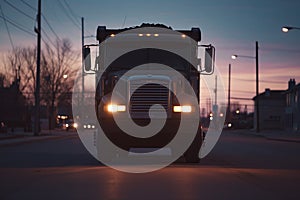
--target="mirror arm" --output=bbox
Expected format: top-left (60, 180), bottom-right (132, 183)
top-left (198, 44), bottom-right (212, 48)
top-left (83, 44), bottom-right (99, 48)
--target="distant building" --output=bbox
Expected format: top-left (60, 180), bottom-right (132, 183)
top-left (253, 88), bottom-right (286, 130)
top-left (285, 79), bottom-right (300, 132)
top-left (0, 77), bottom-right (30, 131)
top-left (253, 79), bottom-right (300, 132)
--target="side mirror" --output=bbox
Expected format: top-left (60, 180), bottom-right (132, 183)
top-left (204, 46), bottom-right (215, 74)
top-left (83, 47), bottom-right (91, 71)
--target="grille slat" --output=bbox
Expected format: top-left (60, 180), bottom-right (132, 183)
top-left (130, 82), bottom-right (170, 116)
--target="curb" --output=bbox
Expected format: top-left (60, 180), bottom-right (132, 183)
top-left (264, 137), bottom-right (300, 144)
top-left (0, 133), bottom-right (77, 147)
top-left (0, 135), bottom-right (25, 140)
top-left (226, 129), bottom-right (300, 144)
top-left (250, 133), bottom-right (300, 143)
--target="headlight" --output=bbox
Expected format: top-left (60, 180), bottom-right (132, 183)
top-left (73, 123), bottom-right (78, 128)
top-left (65, 124), bottom-right (69, 128)
top-left (83, 124), bottom-right (95, 129)
top-left (227, 123), bottom-right (232, 128)
top-left (173, 105), bottom-right (192, 113)
top-left (107, 104), bottom-right (126, 112)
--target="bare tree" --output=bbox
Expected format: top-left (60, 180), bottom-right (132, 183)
top-left (20, 47), bottom-right (37, 102)
top-left (1, 46), bottom-right (36, 103)
top-left (0, 73), bottom-right (5, 87)
top-left (1, 48), bottom-right (20, 85)
top-left (41, 39), bottom-right (79, 129)
top-left (0, 72), bottom-right (8, 87)
top-left (1, 39), bottom-right (79, 130)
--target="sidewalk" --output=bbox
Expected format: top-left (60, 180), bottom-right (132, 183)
top-left (0, 129), bottom-right (77, 147)
top-left (227, 129), bottom-right (300, 143)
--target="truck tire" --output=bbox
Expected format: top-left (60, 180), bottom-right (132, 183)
top-left (184, 129), bottom-right (203, 163)
top-left (97, 136), bottom-right (129, 164)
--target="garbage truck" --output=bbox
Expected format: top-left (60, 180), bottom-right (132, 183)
top-left (83, 23), bottom-right (215, 163)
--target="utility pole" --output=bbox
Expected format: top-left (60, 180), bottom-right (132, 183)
top-left (256, 41), bottom-right (260, 132)
top-left (34, 0), bottom-right (41, 136)
top-left (227, 64), bottom-right (231, 122)
top-left (214, 75), bottom-right (217, 105)
top-left (81, 17), bottom-right (85, 106)
top-left (212, 75), bottom-right (218, 118)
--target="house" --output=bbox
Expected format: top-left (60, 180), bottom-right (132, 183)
top-left (0, 77), bottom-right (30, 131)
top-left (253, 88), bottom-right (286, 130)
top-left (285, 79), bottom-right (300, 132)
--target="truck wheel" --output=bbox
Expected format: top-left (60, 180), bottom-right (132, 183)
top-left (97, 150), bottom-right (117, 164)
top-left (184, 129), bottom-right (203, 163)
top-left (185, 149), bottom-right (200, 163)
top-left (97, 132), bottom-right (117, 164)
top-left (97, 139), bottom-right (128, 164)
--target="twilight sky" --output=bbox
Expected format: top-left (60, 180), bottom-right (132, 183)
top-left (1, 0), bottom-right (300, 111)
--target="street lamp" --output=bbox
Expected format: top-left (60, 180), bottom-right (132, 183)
top-left (231, 54), bottom-right (255, 59)
top-left (282, 26), bottom-right (300, 33)
top-left (231, 41), bottom-right (260, 132)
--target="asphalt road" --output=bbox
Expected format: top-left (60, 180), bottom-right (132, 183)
top-left (0, 131), bottom-right (300, 200)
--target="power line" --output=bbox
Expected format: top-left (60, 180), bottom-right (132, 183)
top-left (0, 5), bottom-right (15, 50)
top-left (0, 13), bottom-right (35, 37)
top-left (60, 0), bottom-right (94, 36)
top-left (121, 16), bottom-right (127, 28)
top-left (0, 11), bottom-right (35, 34)
top-left (41, 29), bottom-right (57, 49)
top-left (4, 0), bottom-right (55, 47)
top-left (19, 0), bottom-right (36, 11)
top-left (63, 0), bottom-right (92, 35)
top-left (65, 0), bottom-right (93, 36)
top-left (0, 10), bottom-right (58, 63)
top-left (231, 97), bottom-right (253, 100)
top-left (4, 0), bottom-right (60, 53)
top-left (21, 0), bottom-right (92, 38)
top-left (232, 77), bottom-right (287, 84)
top-left (57, 0), bottom-right (81, 30)
top-left (41, 36), bottom-right (58, 56)
top-left (3, 0), bottom-right (42, 49)
top-left (231, 90), bottom-right (255, 94)
top-left (42, 16), bottom-right (61, 41)
top-left (19, 0), bottom-right (61, 42)
top-left (4, 0), bottom-right (35, 21)
top-left (63, 0), bottom-right (80, 19)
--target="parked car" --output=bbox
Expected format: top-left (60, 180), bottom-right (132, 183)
top-left (64, 119), bottom-right (78, 131)
top-left (75, 119), bottom-right (97, 131)
top-left (0, 122), bottom-right (7, 133)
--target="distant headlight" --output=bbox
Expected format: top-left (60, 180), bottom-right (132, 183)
top-left (83, 124), bottom-right (96, 129)
top-left (73, 123), bottom-right (78, 128)
top-left (107, 104), bottom-right (126, 112)
top-left (173, 105), bottom-right (192, 113)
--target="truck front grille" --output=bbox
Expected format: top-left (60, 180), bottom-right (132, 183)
top-left (130, 82), bottom-right (170, 118)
